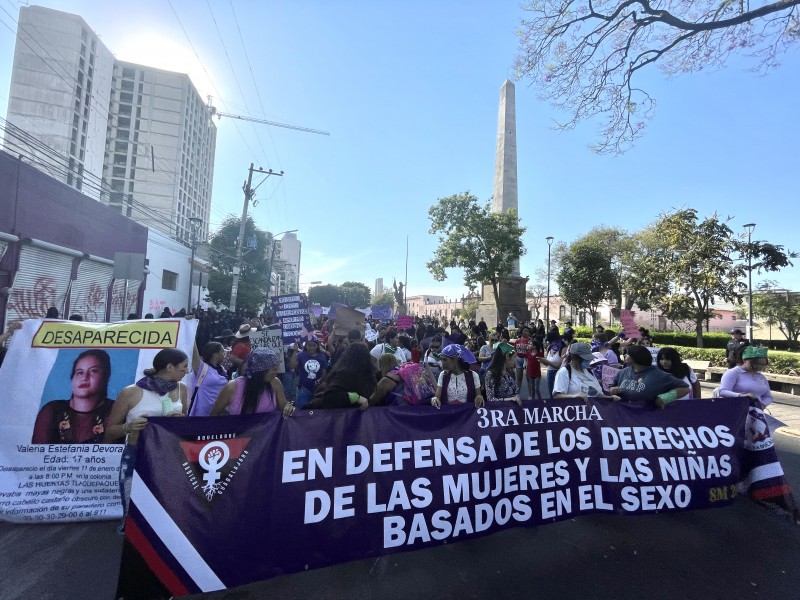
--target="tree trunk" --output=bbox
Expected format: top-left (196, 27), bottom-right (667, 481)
top-left (491, 278), bottom-right (500, 311)
top-left (695, 319), bottom-right (705, 348)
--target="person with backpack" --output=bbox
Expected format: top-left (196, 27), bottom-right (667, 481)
top-left (485, 342), bottom-right (521, 406)
top-left (372, 354), bottom-right (437, 406)
top-left (431, 344), bottom-right (484, 408)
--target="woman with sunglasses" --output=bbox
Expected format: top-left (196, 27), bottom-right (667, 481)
top-left (485, 342), bottom-right (521, 406)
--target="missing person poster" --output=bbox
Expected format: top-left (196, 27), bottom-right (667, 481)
top-left (0, 318), bottom-right (197, 523)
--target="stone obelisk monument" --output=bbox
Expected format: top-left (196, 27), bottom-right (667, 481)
top-left (477, 80), bottom-right (530, 327)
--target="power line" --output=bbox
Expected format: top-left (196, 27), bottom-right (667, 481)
top-left (165, 0), bottom-right (264, 168)
top-left (204, 0), bottom-right (270, 167)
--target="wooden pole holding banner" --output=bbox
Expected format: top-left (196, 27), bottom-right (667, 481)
top-left (404, 235), bottom-right (408, 314)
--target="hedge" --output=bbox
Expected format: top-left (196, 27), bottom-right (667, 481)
top-left (571, 326), bottom-right (797, 352)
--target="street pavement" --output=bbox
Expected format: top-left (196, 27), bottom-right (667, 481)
top-left (2, 382), bottom-right (800, 600)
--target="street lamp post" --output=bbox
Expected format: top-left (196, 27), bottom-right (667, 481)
top-left (545, 236), bottom-right (554, 324)
top-left (743, 223), bottom-right (756, 341)
top-left (187, 217), bottom-right (203, 312)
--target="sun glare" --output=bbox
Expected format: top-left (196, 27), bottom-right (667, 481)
top-left (113, 32), bottom-right (219, 100)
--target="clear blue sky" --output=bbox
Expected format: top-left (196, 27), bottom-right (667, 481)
top-left (1, 0), bottom-right (798, 301)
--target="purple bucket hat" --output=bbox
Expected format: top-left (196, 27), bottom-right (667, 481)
top-left (440, 344), bottom-right (477, 365)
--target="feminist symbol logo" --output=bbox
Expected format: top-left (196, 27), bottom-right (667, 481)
top-left (199, 441), bottom-right (231, 500)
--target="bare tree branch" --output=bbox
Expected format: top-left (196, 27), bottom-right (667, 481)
top-left (515, 0), bottom-right (800, 153)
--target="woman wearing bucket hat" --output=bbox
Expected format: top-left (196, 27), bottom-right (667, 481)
top-left (717, 346), bottom-right (772, 407)
top-left (210, 348), bottom-right (295, 417)
top-left (553, 342), bottom-right (617, 401)
top-left (432, 344), bottom-right (484, 408)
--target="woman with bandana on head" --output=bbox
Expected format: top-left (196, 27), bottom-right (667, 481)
top-left (431, 344), bottom-right (484, 409)
top-left (717, 346), bottom-right (773, 407)
top-left (210, 348), bottom-right (295, 417)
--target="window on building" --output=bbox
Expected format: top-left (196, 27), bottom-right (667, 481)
top-left (121, 79), bottom-right (134, 92)
top-left (559, 306), bottom-right (566, 319)
top-left (111, 179), bottom-right (125, 192)
top-left (120, 92), bottom-right (133, 103)
top-left (118, 117), bottom-right (131, 128)
top-left (114, 141), bottom-right (128, 153)
top-left (112, 167), bottom-right (125, 178)
top-left (162, 270), bottom-right (178, 291)
top-left (118, 104), bottom-right (131, 116)
top-left (122, 67), bottom-right (135, 79)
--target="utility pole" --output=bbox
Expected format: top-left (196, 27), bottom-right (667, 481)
top-left (229, 163), bottom-right (283, 312)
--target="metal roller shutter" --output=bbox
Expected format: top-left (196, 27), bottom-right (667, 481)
top-left (69, 259), bottom-right (114, 322)
top-left (6, 246), bottom-right (74, 322)
top-left (109, 279), bottom-right (141, 322)
top-left (0, 241), bottom-right (7, 261)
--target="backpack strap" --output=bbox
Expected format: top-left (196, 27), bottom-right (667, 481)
top-left (188, 363), bottom-right (210, 416)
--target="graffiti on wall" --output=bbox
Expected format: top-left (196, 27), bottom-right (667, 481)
top-left (6, 276), bottom-right (61, 320)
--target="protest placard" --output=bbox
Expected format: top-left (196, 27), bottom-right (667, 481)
top-left (249, 327), bottom-right (286, 373)
top-left (333, 306), bottom-right (366, 337)
top-left (619, 310), bottom-right (640, 339)
top-left (272, 294), bottom-right (311, 346)
top-left (0, 318), bottom-right (197, 523)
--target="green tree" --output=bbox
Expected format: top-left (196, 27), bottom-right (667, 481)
top-left (427, 192), bottom-right (526, 306)
top-left (339, 281), bottom-right (371, 307)
top-left (752, 282), bottom-right (800, 349)
top-left (637, 209), bottom-right (793, 347)
top-left (461, 297), bottom-right (480, 322)
top-left (555, 240), bottom-right (616, 327)
top-left (372, 290), bottom-right (396, 307)
top-left (308, 284), bottom-right (341, 306)
top-left (514, 0), bottom-right (800, 153)
top-left (206, 216), bottom-right (271, 310)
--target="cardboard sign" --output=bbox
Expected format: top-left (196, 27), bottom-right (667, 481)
top-left (249, 327), bottom-right (286, 373)
top-left (333, 306), bottom-right (366, 337)
top-left (619, 309), bottom-right (640, 339)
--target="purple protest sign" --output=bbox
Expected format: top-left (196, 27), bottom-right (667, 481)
top-left (117, 398), bottom-right (764, 598)
top-left (271, 294), bottom-right (311, 345)
top-left (371, 305), bottom-right (393, 320)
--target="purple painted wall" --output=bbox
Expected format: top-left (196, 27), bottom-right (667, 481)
top-left (0, 150), bottom-right (149, 321)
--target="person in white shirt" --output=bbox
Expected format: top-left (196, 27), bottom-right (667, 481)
top-left (553, 342), bottom-right (619, 402)
top-left (369, 330), bottom-right (405, 364)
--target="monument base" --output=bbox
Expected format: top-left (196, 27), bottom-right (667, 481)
top-left (475, 275), bottom-right (530, 329)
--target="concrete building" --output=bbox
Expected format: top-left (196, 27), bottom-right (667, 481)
top-left (4, 6), bottom-right (216, 243)
top-left (4, 6), bottom-right (114, 192)
top-left (0, 149), bottom-right (148, 326)
top-left (104, 62), bottom-right (216, 242)
top-left (275, 232), bottom-right (301, 294)
top-left (143, 228), bottom-right (208, 316)
top-left (375, 278), bottom-right (384, 298)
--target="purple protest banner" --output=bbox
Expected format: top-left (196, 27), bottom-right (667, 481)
top-left (116, 397), bottom-right (773, 598)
